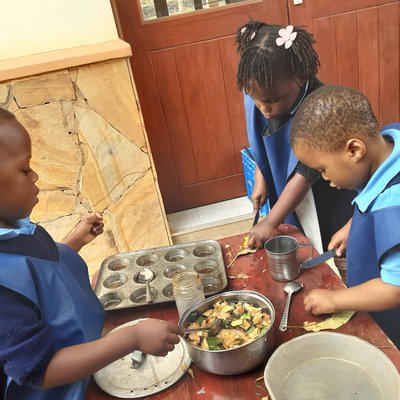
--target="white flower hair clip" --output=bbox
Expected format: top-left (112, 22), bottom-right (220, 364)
top-left (276, 25), bottom-right (297, 49)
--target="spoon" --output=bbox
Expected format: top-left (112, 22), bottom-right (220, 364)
top-left (131, 350), bottom-right (146, 369)
top-left (279, 281), bottom-right (304, 332)
top-left (130, 269), bottom-right (155, 367)
top-left (138, 268), bottom-right (154, 303)
top-left (183, 318), bottom-right (223, 336)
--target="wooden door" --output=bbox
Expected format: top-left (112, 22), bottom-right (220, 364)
top-left (111, 0), bottom-right (288, 213)
top-left (289, 0), bottom-right (399, 127)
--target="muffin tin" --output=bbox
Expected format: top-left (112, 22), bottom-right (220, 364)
top-left (94, 240), bottom-right (227, 310)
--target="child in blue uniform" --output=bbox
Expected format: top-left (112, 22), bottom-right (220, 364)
top-left (0, 108), bottom-right (182, 399)
top-left (291, 85), bottom-right (400, 348)
top-left (236, 21), bottom-right (355, 251)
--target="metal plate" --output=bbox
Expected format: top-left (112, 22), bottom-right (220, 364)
top-left (94, 239), bottom-right (227, 310)
top-left (264, 332), bottom-right (400, 400)
top-left (93, 319), bottom-right (191, 398)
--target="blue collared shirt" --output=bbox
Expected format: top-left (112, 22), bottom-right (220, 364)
top-left (0, 217), bottom-right (36, 241)
top-left (353, 128), bottom-right (400, 285)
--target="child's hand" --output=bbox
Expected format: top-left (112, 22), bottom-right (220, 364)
top-left (247, 219), bottom-right (276, 249)
top-left (251, 167), bottom-right (268, 214)
top-left (62, 212), bottom-right (104, 252)
top-left (304, 288), bottom-right (338, 315)
top-left (132, 319), bottom-right (182, 356)
top-left (328, 218), bottom-right (352, 257)
top-left (75, 212), bottom-right (104, 245)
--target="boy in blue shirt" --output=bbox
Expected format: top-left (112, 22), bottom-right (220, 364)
top-left (290, 85), bottom-right (400, 348)
top-left (0, 108), bottom-right (182, 399)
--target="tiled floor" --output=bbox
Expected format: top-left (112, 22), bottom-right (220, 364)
top-left (167, 196), bottom-right (254, 243)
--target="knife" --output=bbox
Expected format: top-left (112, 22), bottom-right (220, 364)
top-left (300, 248), bottom-right (336, 269)
top-left (252, 209), bottom-right (260, 227)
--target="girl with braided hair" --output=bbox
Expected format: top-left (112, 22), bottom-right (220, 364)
top-left (236, 20), bottom-right (356, 253)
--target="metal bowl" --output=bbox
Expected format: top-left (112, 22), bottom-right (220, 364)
top-left (178, 290), bottom-right (275, 375)
top-left (264, 332), bottom-right (400, 400)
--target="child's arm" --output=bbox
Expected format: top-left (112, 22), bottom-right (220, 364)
top-left (40, 319), bottom-right (182, 389)
top-left (250, 166), bottom-right (268, 214)
top-left (248, 172), bottom-right (312, 248)
top-left (61, 212), bottom-right (104, 252)
top-left (328, 218), bottom-right (352, 257)
top-left (304, 278), bottom-right (400, 315)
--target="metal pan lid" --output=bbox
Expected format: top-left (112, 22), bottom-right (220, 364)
top-left (93, 319), bottom-right (191, 398)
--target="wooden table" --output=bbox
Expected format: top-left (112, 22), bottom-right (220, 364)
top-left (86, 224), bottom-right (400, 399)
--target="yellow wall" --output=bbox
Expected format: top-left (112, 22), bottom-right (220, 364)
top-left (0, 0), bottom-right (118, 60)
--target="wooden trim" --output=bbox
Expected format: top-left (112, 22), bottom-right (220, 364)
top-left (0, 39), bottom-right (132, 83)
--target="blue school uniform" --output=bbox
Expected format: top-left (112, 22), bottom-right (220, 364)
top-left (347, 125), bottom-right (400, 348)
top-left (244, 79), bottom-right (356, 250)
top-left (0, 219), bottom-right (105, 399)
top-left (244, 91), bottom-right (299, 227)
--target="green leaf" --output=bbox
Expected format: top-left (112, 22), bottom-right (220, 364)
top-left (207, 336), bottom-right (222, 347)
top-left (195, 316), bottom-right (204, 324)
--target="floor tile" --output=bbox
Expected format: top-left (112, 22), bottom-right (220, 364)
top-left (166, 208), bottom-right (200, 232)
top-left (195, 196), bottom-right (252, 224)
top-left (167, 196), bottom-right (253, 235)
top-left (172, 217), bottom-right (253, 244)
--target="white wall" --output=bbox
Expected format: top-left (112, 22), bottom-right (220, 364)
top-left (0, 0), bottom-right (118, 60)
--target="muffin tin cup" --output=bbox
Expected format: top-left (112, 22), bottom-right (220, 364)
top-left (94, 240), bottom-right (227, 310)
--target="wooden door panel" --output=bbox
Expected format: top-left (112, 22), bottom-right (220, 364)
top-left (129, 2), bottom-right (288, 49)
top-left (291, 1), bottom-right (399, 127)
top-left (289, 0), bottom-right (394, 29)
top-left (152, 50), bottom-right (197, 186)
top-left (314, 13), bottom-right (359, 88)
top-left (313, 17), bottom-right (337, 83)
top-left (112, 0), bottom-right (288, 212)
top-left (310, 0), bottom-right (394, 18)
top-left (378, 3), bottom-right (399, 125)
top-left (175, 44), bottom-right (218, 182)
top-left (197, 40), bottom-right (238, 178)
top-left (335, 13), bottom-right (358, 88)
top-left (151, 36), bottom-right (255, 210)
top-left (358, 8), bottom-right (380, 116)
top-left (219, 36), bottom-right (249, 172)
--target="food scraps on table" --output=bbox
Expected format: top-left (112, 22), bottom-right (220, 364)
top-left (186, 300), bottom-right (271, 350)
top-left (226, 236), bottom-right (257, 268)
top-left (302, 311), bottom-right (355, 332)
top-left (227, 272), bottom-right (253, 280)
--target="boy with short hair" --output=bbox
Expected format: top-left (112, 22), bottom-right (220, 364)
top-left (0, 108), bottom-right (182, 399)
top-left (290, 85), bottom-right (400, 348)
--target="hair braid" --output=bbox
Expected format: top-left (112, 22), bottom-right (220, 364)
top-left (236, 21), bottom-right (320, 93)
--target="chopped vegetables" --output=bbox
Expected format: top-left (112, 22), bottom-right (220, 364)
top-left (186, 300), bottom-right (271, 350)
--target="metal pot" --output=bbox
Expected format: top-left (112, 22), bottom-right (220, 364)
top-left (178, 290), bottom-right (275, 375)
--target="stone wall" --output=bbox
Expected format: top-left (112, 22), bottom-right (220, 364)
top-left (0, 59), bottom-right (171, 278)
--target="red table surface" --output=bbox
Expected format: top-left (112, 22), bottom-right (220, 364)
top-left (86, 224), bottom-right (400, 400)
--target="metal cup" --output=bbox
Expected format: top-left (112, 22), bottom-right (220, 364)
top-left (264, 236), bottom-right (313, 281)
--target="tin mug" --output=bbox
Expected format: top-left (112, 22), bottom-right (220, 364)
top-left (264, 235), bottom-right (313, 281)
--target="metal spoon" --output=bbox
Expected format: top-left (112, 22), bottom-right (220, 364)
top-left (137, 268), bottom-right (154, 303)
top-left (183, 318), bottom-right (223, 336)
top-left (131, 269), bottom-right (155, 369)
top-left (279, 281), bottom-right (304, 332)
top-left (131, 350), bottom-right (146, 369)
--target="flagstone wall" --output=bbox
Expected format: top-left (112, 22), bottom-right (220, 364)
top-left (0, 58), bottom-right (171, 278)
